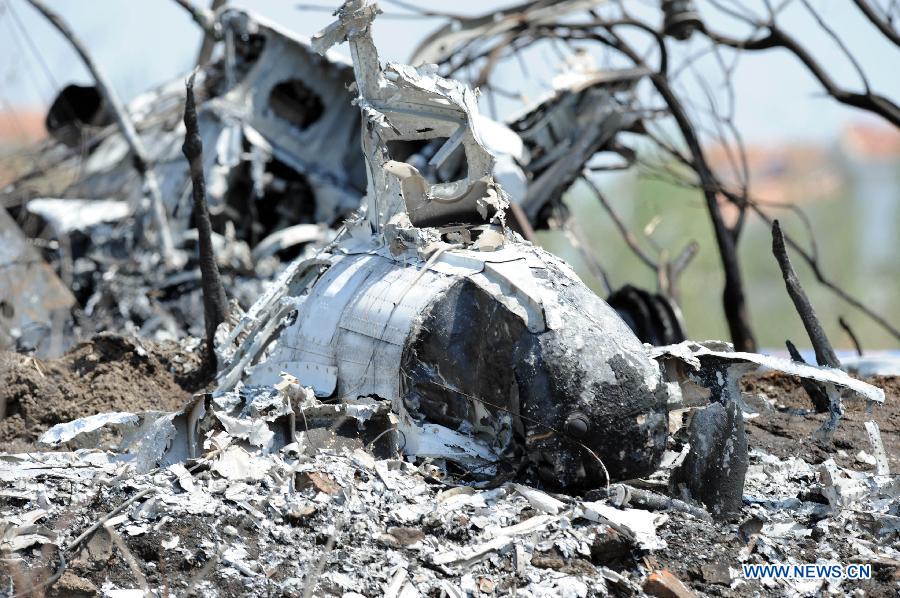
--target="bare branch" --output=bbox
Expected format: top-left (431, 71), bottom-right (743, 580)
top-left (194, 0), bottom-right (226, 66)
top-left (853, 0), bottom-right (900, 46)
top-left (171, 0), bottom-right (218, 35)
top-left (801, 0), bottom-right (870, 93)
top-left (785, 339), bottom-right (831, 412)
top-left (581, 174), bottom-right (658, 272)
top-left (553, 212), bottom-right (615, 295)
top-left (751, 202), bottom-right (900, 342)
top-left (703, 25), bottom-right (900, 127)
top-left (641, 132), bottom-right (899, 344)
top-left (771, 220), bottom-right (840, 368)
top-left (423, 6), bottom-right (897, 352)
top-left (838, 316), bottom-right (864, 357)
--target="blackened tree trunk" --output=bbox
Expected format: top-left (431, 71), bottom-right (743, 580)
top-left (182, 73), bottom-right (228, 359)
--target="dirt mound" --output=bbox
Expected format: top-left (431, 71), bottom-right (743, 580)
top-left (0, 333), bottom-right (208, 452)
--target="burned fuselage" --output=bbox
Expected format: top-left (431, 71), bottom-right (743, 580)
top-left (400, 249), bottom-right (669, 486)
top-left (233, 238), bottom-right (669, 488)
top-left (215, 0), bottom-right (671, 489)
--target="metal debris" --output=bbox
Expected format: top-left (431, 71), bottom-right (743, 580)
top-left (864, 420), bottom-right (890, 477)
top-left (0, 207), bottom-right (75, 357)
top-left (2, 3), bottom-right (678, 356)
top-left (0, 2), bottom-right (896, 597)
top-left (3, 401), bottom-right (897, 596)
top-left (210, 0), bottom-right (673, 491)
top-left (1, 7), bottom-right (366, 351)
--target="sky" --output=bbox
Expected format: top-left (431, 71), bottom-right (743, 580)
top-left (0, 0), bottom-right (898, 145)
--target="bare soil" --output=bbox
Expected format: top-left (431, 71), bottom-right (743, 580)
top-left (741, 372), bottom-right (900, 472)
top-left (0, 332), bottom-right (209, 452)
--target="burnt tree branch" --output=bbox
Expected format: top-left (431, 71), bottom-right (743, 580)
top-left (547, 23), bottom-right (758, 348)
top-left (852, 0), bottom-right (900, 47)
top-left (785, 339), bottom-right (830, 412)
top-left (540, 25), bottom-right (756, 349)
top-left (195, 0), bottom-right (226, 66)
top-left (433, 10), bottom-right (900, 351)
top-left (182, 73), bottom-right (228, 359)
top-left (703, 25), bottom-right (900, 127)
top-left (641, 135), bottom-right (900, 344)
top-left (581, 174), bottom-right (658, 272)
top-left (771, 220), bottom-right (840, 369)
top-left (838, 316), bottom-right (864, 357)
top-left (606, 28), bottom-right (755, 350)
top-left (749, 201), bottom-right (900, 342)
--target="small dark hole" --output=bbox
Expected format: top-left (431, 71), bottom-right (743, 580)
top-left (0, 300), bottom-right (14, 319)
top-left (269, 79), bottom-right (325, 130)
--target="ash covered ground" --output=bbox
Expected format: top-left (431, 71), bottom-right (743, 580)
top-left (1, 341), bottom-right (898, 597)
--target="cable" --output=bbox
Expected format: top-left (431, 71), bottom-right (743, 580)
top-left (5, 0), bottom-right (60, 93)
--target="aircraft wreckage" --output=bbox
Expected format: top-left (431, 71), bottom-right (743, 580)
top-left (1, 2), bottom-right (686, 356)
top-left (96, 0), bottom-right (875, 511)
top-left (10, 1), bottom-right (888, 519)
top-left (3, 5), bottom-right (897, 596)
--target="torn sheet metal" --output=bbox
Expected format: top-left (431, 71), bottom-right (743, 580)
top-left (0, 510), bottom-right (57, 552)
top-left (652, 340), bottom-right (885, 405)
top-left (653, 340), bottom-right (884, 453)
top-left (579, 501), bottom-right (668, 551)
top-left (3, 4), bottom-right (665, 358)
top-left (6, 7), bottom-right (364, 255)
top-left (313, 1), bottom-right (508, 232)
top-left (0, 8), bottom-right (366, 356)
top-left (4, 432), bottom-right (898, 596)
top-left (38, 411), bottom-right (140, 445)
top-left (0, 442), bottom-right (627, 596)
top-left (0, 7), bottom-right (371, 352)
top-left (37, 394), bottom-right (207, 474)
top-left (864, 420), bottom-right (890, 476)
top-left (213, 8), bottom-right (365, 226)
top-left (26, 198), bottom-right (130, 234)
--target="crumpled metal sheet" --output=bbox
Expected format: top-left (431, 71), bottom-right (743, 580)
top-left (6, 7), bottom-right (365, 248)
top-left (214, 8), bottom-right (365, 225)
top-left (5, 406), bottom-right (898, 595)
top-left (38, 411), bottom-right (141, 445)
top-left (0, 208), bottom-right (75, 357)
top-left (651, 340), bottom-right (885, 405)
top-left (312, 2), bottom-right (509, 232)
top-left (37, 395), bottom-right (207, 474)
top-left (26, 198), bottom-right (130, 234)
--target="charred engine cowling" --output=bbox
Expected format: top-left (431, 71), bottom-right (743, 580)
top-left (237, 245), bottom-right (672, 491)
top-left (403, 274), bottom-right (669, 488)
